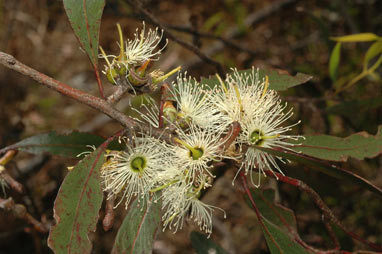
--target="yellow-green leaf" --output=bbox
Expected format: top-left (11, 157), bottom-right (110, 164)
top-left (329, 42), bottom-right (341, 81)
top-left (331, 33), bottom-right (379, 42)
top-left (364, 41), bottom-right (382, 70)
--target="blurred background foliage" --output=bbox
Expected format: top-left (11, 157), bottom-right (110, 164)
top-left (0, 0), bottom-right (381, 253)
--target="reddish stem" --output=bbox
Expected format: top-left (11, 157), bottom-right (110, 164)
top-left (93, 63), bottom-right (105, 99)
top-left (240, 171), bottom-right (282, 253)
top-left (0, 52), bottom-right (134, 129)
top-left (0, 197), bottom-right (48, 233)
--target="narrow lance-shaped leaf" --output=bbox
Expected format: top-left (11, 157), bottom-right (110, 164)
top-left (262, 219), bottom-right (309, 254)
top-left (63, 0), bottom-right (105, 66)
top-left (363, 40), bottom-right (382, 70)
top-left (0, 131), bottom-right (124, 158)
top-left (290, 126), bottom-right (382, 162)
top-left (329, 42), bottom-right (341, 81)
top-left (331, 33), bottom-right (380, 42)
top-left (256, 146), bottom-right (382, 197)
top-left (111, 196), bottom-right (162, 254)
top-left (48, 146), bottom-right (106, 254)
top-left (0, 131), bottom-right (105, 157)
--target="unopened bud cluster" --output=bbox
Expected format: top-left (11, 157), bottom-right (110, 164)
top-left (98, 23), bottom-right (302, 236)
top-left (99, 22), bottom-right (179, 94)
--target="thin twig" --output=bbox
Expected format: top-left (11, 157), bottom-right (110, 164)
top-left (164, 24), bottom-right (258, 56)
top-left (127, 0), bottom-right (225, 76)
top-left (322, 214), bottom-right (341, 251)
top-left (0, 150), bottom-right (23, 193)
top-left (0, 171), bottom-right (23, 193)
top-left (107, 84), bottom-right (129, 104)
top-left (264, 170), bottom-right (382, 252)
top-left (0, 52), bottom-right (136, 129)
top-left (0, 197), bottom-right (48, 233)
top-left (182, 0), bottom-right (297, 71)
top-left (0, 51), bottom-right (174, 145)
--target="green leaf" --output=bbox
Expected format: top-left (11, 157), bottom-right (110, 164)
top-left (0, 131), bottom-right (125, 158)
top-left (262, 219), bottom-right (310, 254)
top-left (0, 131), bottom-right (105, 157)
top-left (48, 147), bottom-right (105, 254)
top-left (190, 231), bottom-right (230, 254)
top-left (290, 126), bottom-right (382, 161)
top-left (248, 189), bottom-right (297, 230)
top-left (363, 41), bottom-right (382, 70)
top-left (63, 0), bottom-right (105, 66)
top-left (244, 189), bottom-right (310, 254)
top-left (329, 42), bottom-right (341, 81)
top-left (256, 147), bottom-right (382, 197)
top-left (331, 33), bottom-right (380, 42)
top-left (201, 68), bottom-right (312, 92)
top-left (203, 12), bottom-right (224, 32)
top-left (111, 196), bottom-right (162, 254)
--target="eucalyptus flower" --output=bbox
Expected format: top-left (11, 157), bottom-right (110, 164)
top-left (171, 123), bottom-right (227, 181)
top-left (99, 22), bottom-right (167, 86)
top-left (161, 179), bottom-right (224, 237)
top-left (101, 134), bottom-right (168, 208)
top-left (210, 67), bottom-right (264, 126)
top-left (170, 73), bottom-right (222, 129)
top-left (238, 104), bottom-right (302, 187)
top-left (210, 67), bottom-right (302, 186)
top-left (124, 22), bottom-right (167, 66)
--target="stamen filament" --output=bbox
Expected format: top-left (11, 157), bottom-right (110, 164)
top-left (150, 179), bottom-right (179, 193)
top-left (261, 75), bottom-right (269, 99)
top-left (233, 84), bottom-right (243, 113)
top-left (153, 66), bottom-right (182, 84)
top-left (262, 134), bottom-right (280, 140)
top-left (116, 23), bottom-right (125, 57)
top-left (99, 46), bottom-right (112, 67)
top-left (216, 74), bottom-right (228, 94)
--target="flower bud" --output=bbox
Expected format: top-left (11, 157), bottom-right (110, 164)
top-left (106, 67), bottom-right (119, 84)
top-left (163, 101), bottom-right (177, 124)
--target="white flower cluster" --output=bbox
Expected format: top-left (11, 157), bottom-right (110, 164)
top-left (98, 23), bottom-right (302, 236)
